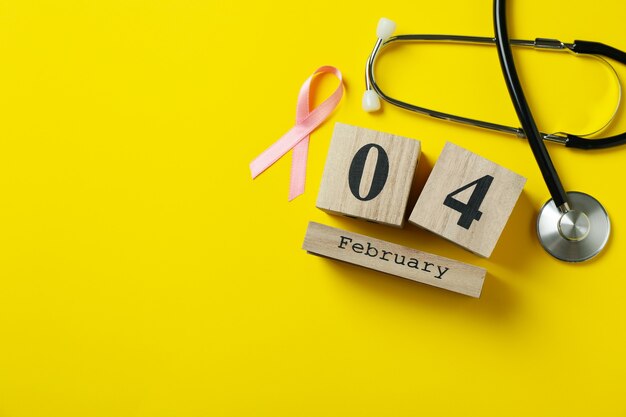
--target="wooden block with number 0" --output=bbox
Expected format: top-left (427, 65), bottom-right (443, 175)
top-left (316, 123), bottom-right (421, 227)
top-left (409, 142), bottom-right (526, 258)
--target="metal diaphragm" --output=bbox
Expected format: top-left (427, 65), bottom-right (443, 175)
top-left (537, 191), bottom-right (610, 262)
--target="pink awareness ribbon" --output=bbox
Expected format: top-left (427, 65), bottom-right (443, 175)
top-left (250, 66), bottom-right (344, 201)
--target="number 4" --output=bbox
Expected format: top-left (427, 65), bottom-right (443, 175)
top-left (443, 175), bottom-right (494, 230)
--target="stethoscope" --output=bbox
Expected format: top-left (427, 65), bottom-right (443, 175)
top-left (363, 0), bottom-right (625, 262)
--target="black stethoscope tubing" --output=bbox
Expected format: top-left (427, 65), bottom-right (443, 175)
top-left (493, 0), bottom-right (568, 208)
top-left (493, 0), bottom-right (611, 262)
top-left (367, 34), bottom-right (626, 150)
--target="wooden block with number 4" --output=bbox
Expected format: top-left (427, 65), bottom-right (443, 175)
top-left (316, 123), bottom-right (421, 228)
top-left (409, 142), bottom-right (526, 258)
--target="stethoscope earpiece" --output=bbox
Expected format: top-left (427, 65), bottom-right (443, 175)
top-left (376, 17), bottom-right (396, 40)
top-left (362, 90), bottom-right (381, 112)
top-left (537, 192), bottom-right (610, 262)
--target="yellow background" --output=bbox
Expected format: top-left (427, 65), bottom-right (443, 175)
top-left (1, 0), bottom-right (625, 415)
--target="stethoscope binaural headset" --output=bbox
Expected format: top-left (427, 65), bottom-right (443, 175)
top-left (363, 0), bottom-right (626, 262)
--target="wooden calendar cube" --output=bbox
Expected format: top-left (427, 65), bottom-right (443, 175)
top-left (316, 123), bottom-right (421, 228)
top-left (408, 142), bottom-right (526, 258)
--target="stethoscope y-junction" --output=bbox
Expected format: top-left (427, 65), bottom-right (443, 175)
top-left (364, 0), bottom-right (625, 261)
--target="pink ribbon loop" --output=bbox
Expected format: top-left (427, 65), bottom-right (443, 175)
top-left (250, 66), bottom-right (344, 201)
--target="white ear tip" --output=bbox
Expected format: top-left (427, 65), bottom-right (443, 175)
top-left (362, 90), bottom-right (381, 112)
top-left (376, 17), bottom-right (396, 40)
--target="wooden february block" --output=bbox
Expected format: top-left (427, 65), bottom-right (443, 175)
top-left (316, 123), bottom-right (420, 228)
top-left (409, 142), bottom-right (526, 258)
top-left (302, 221), bottom-right (486, 298)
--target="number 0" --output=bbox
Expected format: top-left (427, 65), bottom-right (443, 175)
top-left (348, 144), bottom-right (390, 201)
top-left (443, 175), bottom-right (494, 229)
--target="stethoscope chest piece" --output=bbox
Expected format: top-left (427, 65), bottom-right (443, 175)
top-left (537, 192), bottom-right (610, 262)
